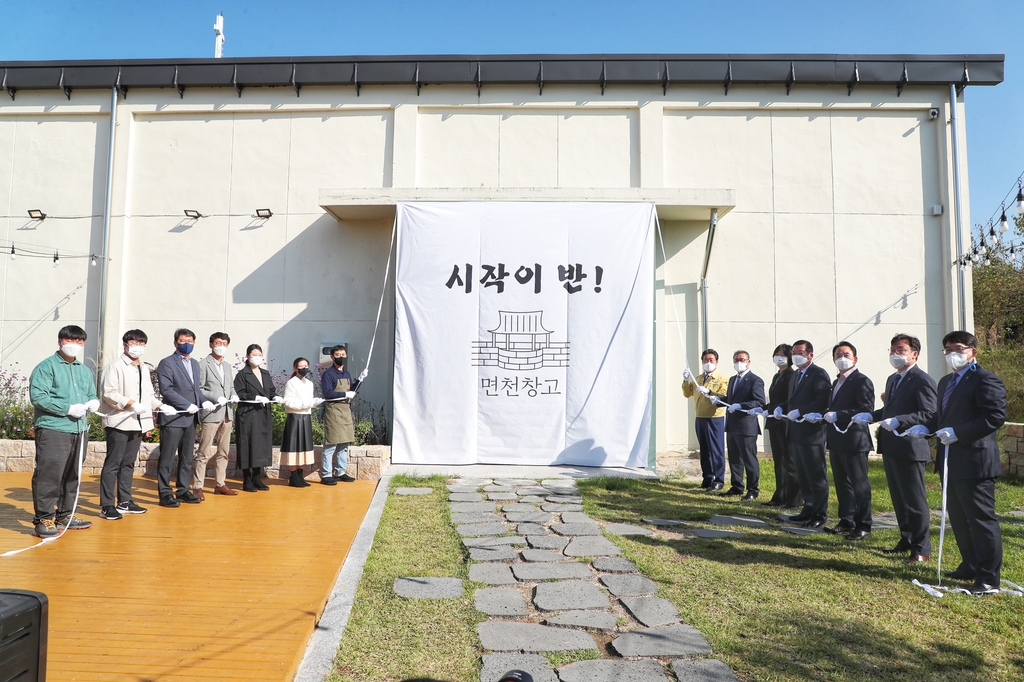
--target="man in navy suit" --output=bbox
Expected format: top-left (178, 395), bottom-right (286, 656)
top-left (855, 333), bottom-right (937, 563)
top-left (823, 341), bottom-right (875, 540)
top-left (908, 331), bottom-right (1006, 595)
top-left (156, 328), bottom-right (213, 507)
top-left (721, 350), bottom-right (766, 500)
top-left (780, 339), bottom-right (833, 528)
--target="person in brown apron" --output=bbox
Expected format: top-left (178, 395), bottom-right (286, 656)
top-left (319, 345), bottom-right (367, 484)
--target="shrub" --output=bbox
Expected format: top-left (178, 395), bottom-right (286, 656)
top-left (0, 364), bottom-right (33, 440)
top-left (978, 346), bottom-right (1024, 423)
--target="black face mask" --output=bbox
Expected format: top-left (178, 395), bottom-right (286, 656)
top-left (333, 356), bottom-right (346, 367)
top-left (297, 367), bottom-right (309, 377)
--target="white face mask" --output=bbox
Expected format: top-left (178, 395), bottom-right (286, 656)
top-left (792, 354), bottom-right (808, 368)
top-left (734, 361), bottom-right (748, 373)
top-left (249, 356), bottom-right (264, 367)
top-left (702, 362), bottom-right (717, 374)
top-left (889, 354), bottom-right (909, 369)
top-left (61, 343), bottom-right (83, 358)
top-left (835, 357), bottom-right (855, 371)
top-left (773, 355), bottom-right (789, 367)
top-left (945, 351), bottom-right (971, 371)
top-left (212, 346), bottom-right (226, 357)
top-left (126, 345), bottom-right (145, 359)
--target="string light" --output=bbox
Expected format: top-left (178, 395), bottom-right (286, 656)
top-left (1017, 183), bottom-right (1024, 216)
top-left (999, 205), bottom-right (1009, 233)
top-left (52, 252), bottom-right (59, 268)
top-left (90, 254), bottom-right (97, 266)
top-left (8, 245), bottom-right (14, 261)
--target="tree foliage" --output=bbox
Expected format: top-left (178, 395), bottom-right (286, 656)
top-left (972, 213), bottom-right (1024, 348)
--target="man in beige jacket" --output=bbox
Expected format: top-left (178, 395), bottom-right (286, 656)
top-left (100, 329), bottom-right (167, 520)
top-left (194, 331), bottom-right (239, 498)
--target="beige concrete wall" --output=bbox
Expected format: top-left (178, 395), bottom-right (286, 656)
top-left (0, 83), bottom-right (972, 455)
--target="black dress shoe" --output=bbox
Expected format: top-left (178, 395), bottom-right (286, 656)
top-left (945, 567), bottom-right (977, 581)
top-left (709, 483), bottom-right (724, 491)
top-left (761, 500), bottom-right (782, 507)
top-left (824, 522), bottom-right (856, 535)
top-left (786, 512), bottom-right (811, 523)
top-left (968, 582), bottom-right (999, 596)
top-left (176, 491), bottom-right (202, 504)
top-left (845, 529), bottom-right (871, 541)
top-left (741, 492), bottom-right (758, 501)
top-left (801, 518), bottom-right (827, 529)
top-left (159, 495), bottom-right (180, 508)
top-left (699, 481), bottom-right (713, 490)
top-left (720, 488), bottom-right (743, 497)
top-left (881, 542), bottom-right (912, 555)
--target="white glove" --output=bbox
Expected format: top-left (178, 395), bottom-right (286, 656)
top-left (936, 427), bottom-right (958, 445)
top-left (904, 424), bottom-right (931, 439)
top-left (345, 391), bottom-right (356, 400)
top-left (272, 396), bottom-right (285, 404)
top-left (773, 406), bottom-right (784, 419)
top-left (185, 404), bottom-right (200, 414)
top-left (130, 402), bottom-right (147, 415)
top-left (311, 398), bottom-right (325, 407)
top-left (696, 385), bottom-right (710, 395)
top-left (824, 412), bottom-right (837, 424)
top-left (682, 368), bottom-right (694, 383)
top-left (159, 404), bottom-right (177, 415)
top-left (727, 403), bottom-right (740, 413)
top-left (201, 401), bottom-right (215, 411)
top-left (358, 368), bottom-right (368, 382)
top-left (880, 417), bottom-right (899, 431)
top-left (749, 407), bottom-right (765, 417)
top-left (786, 409), bottom-right (801, 421)
top-left (255, 395), bottom-right (270, 405)
top-left (229, 395), bottom-right (239, 404)
top-left (84, 399), bottom-right (101, 413)
top-left (851, 412), bottom-right (873, 425)
top-left (67, 403), bottom-right (88, 419)
top-left (217, 396), bottom-right (228, 406)
top-left (804, 412), bottom-right (823, 423)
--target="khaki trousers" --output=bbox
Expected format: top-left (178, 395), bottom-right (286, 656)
top-left (193, 419), bottom-right (232, 489)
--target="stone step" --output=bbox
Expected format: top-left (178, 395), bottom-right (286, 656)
top-left (393, 577), bottom-right (463, 599)
top-left (558, 659), bottom-right (670, 682)
top-left (610, 624), bottom-right (712, 657)
top-left (533, 580), bottom-right (610, 611)
top-left (511, 562), bottom-right (594, 581)
top-left (477, 621), bottom-right (598, 652)
top-left (476, 588), bottom-right (529, 616)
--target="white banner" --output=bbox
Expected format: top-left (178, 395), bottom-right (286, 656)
top-left (393, 202), bottom-right (654, 467)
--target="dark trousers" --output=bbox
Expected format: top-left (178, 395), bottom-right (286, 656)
top-left (727, 432), bottom-right (759, 493)
top-left (792, 442), bottom-right (829, 521)
top-left (946, 476), bottom-right (1002, 584)
top-left (158, 423), bottom-right (196, 497)
top-left (31, 428), bottom-right (85, 523)
top-left (695, 417), bottom-right (725, 486)
top-left (829, 449), bottom-right (872, 531)
top-left (767, 428), bottom-right (802, 507)
top-left (883, 456), bottom-right (931, 555)
top-left (101, 428), bottom-right (143, 508)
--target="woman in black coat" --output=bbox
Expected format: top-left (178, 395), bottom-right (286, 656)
top-left (234, 344), bottom-right (277, 492)
top-left (765, 343), bottom-right (802, 508)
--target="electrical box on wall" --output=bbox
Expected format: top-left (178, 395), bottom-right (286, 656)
top-left (319, 342), bottom-right (348, 367)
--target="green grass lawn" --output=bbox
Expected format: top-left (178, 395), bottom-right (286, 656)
top-left (328, 474), bottom-right (484, 682)
top-left (577, 463), bottom-right (1024, 682)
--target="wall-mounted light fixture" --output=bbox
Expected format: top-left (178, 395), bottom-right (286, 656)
top-left (183, 209), bottom-right (203, 219)
top-left (28, 209), bottom-right (47, 220)
top-left (254, 208), bottom-right (273, 219)
top-left (9, 245), bottom-right (15, 261)
top-left (52, 252), bottom-right (60, 268)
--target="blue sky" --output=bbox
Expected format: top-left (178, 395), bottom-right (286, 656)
top-left (2, 1), bottom-right (1021, 231)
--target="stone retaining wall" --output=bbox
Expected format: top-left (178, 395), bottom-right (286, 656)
top-left (0, 440), bottom-right (390, 481)
top-left (1000, 423), bottom-right (1024, 478)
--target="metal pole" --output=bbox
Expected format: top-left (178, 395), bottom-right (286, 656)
top-left (97, 86), bottom-right (117, 373)
top-left (949, 84), bottom-right (967, 330)
top-left (699, 209), bottom-right (718, 350)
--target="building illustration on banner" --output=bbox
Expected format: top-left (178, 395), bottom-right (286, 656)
top-left (472, 311), bottom-right (570, 370)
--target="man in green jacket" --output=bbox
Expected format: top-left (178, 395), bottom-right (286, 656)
top-left (28, 325), bottom-right (100, 537)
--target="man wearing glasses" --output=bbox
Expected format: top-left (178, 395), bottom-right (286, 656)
top-left (908, 331), bottom-right (1006, 595)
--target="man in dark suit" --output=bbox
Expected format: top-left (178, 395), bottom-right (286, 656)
top-left (909, 330), bottom-right (1006, 596)
top-left (823, 341), bottom-right (875, 540)
top-left (855, 333), bottom-right (937, 563)
top-left (722, 350), bottom-right (766, 500)
top-left (156, 328), bottom-right (213, 507)
top-left (764, 344), bottom-right (801, 508)
top-left (780, 339), bottom-right (832, 528)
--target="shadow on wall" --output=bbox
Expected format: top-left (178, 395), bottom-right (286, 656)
top-left (230, 213), bottom-right (395, 414)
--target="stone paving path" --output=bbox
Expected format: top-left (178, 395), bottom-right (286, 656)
top-left (441, 477), bottom-right (739, 682)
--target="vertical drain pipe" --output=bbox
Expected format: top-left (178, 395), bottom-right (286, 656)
top-left (97, 86), bottom-right (118, 372)
top-left (948, 84), bottom-right (967, 331)
top-left (699, 209), bottom-right (718, 351)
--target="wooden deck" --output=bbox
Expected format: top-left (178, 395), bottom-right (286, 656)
top-left (0, 472), bottom-right (377, 681)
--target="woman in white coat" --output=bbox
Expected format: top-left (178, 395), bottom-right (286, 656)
top-left (281, 357), bottom-right (323, 487)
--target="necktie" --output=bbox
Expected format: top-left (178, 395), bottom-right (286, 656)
top-left (891, 373), bottom-right (903, 396)
top-left (941, 372), bottom-right (960, 411)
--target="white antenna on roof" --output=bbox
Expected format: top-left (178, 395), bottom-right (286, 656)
top-left (213, 14), bottom-right (225, 58)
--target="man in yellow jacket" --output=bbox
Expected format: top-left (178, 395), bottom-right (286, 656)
top-left (682, 349), bottom-right (729, 490)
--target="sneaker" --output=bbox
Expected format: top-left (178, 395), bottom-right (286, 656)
top-left (320, 476), bottom-right (338, 486)
top-left (116, 500), bottom-right (147, 514)
top-left (101, 506), bottom-right (123, 521)
top-left (34, 518), bottom-right (59, 538)
top-left (57, 515), bottom-right (92, 531)
top-left (337, 474), bottom-right (356, 482)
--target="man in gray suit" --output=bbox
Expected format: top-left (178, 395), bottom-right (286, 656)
top-left (193, 331), bottom-right (239, 499)
top-left (156, 328), bottom-right (212, 507)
